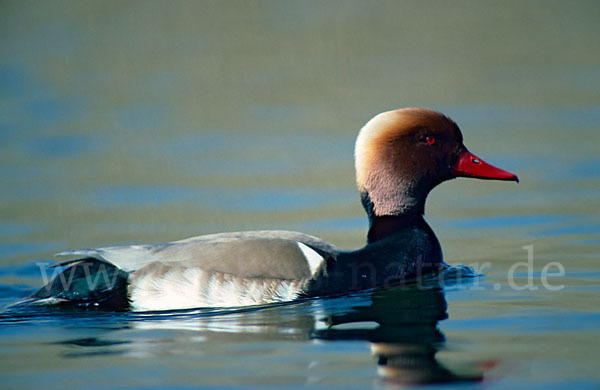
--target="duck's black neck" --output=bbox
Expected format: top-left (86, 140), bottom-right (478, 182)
top-left (361, 190), bottom-right (425, 243)
top-left (367, 214), bottom-right (422, 243)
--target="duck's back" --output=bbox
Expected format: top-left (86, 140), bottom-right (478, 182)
top-left (28, 231), bottom-right (338, 311)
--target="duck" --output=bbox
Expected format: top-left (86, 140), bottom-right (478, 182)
top-left (23, 108), bottom-right (518, 311)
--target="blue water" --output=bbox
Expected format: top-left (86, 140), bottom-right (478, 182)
top-left (0, 268), bottom-right (485, 388)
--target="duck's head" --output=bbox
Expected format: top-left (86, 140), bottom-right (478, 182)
top-left (355, 108), bottom-right (518, 219)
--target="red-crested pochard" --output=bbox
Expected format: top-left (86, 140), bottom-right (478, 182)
top-left (24, 108), bottom-right (518, 311)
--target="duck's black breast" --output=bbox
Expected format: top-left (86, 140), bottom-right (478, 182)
top-left (303, 216), bottom-right (444, 297)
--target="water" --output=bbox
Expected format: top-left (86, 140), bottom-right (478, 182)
top-left (1, 1), bottom-right (599, 388)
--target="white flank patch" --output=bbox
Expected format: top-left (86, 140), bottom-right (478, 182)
top-left (130, 268), bottom-right (206, 311)
top-left (129, 267), bottom-right (304, 312)
top-left (273, 281), bottom-right (297, 302)
top-left (297, 242), bottom-right (324, 275)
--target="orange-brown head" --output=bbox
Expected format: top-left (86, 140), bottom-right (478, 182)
top-left (355, 108), bottom-right (517, 219)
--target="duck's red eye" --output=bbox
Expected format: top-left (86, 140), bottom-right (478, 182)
top-left (426, 136), bottom-right (436, 145)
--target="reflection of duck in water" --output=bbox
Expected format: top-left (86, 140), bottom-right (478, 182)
top-left (313, 286), bottom-right (484, 384)
top-left (46, 284), bottom-right (487, 385)
top-left (21, 108), bottom-right (517, 311)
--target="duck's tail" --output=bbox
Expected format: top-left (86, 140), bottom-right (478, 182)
top-left (16, 259), bottom-right (130, 310)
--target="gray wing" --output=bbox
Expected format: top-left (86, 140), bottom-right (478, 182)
top-left (56, 230), bottom-right (338, 280)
